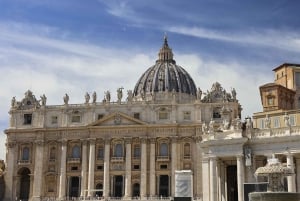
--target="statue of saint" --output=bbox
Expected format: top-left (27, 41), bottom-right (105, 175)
top-left (231, 88), bottom-right (237, 100)
top-left (197, 88), bottom-right (202, 100)
top-left (284, 113), bottom-right (290, 127)
top-left (127, 90), bottom-right (133, 102)
top-left (105, 91), bottom-right (111, 102)
top-left (11, 96), bottom-right (16, 107)
top-left (85, 92), bottom-right (90, 104)
top-left (63, 93), bottom-right (69, 105)
top-left (117, 87), bottom-right (123, 102)
top-left (40, 94), bottom-right (47, 106)
top-left (264, 115), bottom-right (270, 128)
top-left (209, 118), bottom-right (215, 133)
top-left (92, 91), bottom-right (97, 103)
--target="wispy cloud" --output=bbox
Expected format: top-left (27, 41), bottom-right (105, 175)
top-left (167, 26), bottom-right (300, 53)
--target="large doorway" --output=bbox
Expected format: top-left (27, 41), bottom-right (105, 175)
top-left (95, 183), bottom-right (103, 197)
top-left (69, 177), bottom-right (80, 197)
top-left (159, 175), bottom-right (169, 197)
top-left (19, 168), bottom-right (31, 201)
top-left (227, 165), bottom-right (238, 201)
top-left (114, 176), bottom-right (123, 197)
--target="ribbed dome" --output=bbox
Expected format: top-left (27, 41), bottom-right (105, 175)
top-left (133, 36), bottom-right (197, 100)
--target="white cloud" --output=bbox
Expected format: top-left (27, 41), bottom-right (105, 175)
top-left (167, 26), bottom-right (300, 53)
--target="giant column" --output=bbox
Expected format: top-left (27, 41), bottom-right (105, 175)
top-left (209, 156), bottom-right (218, 201)
top-left (103, 138), bottom-right (111, 198)
top-left (171, 136), bottom-right (177, 196)
top-left (202, 156), bottom-right (210, 201)
top-left (296, 157), bottom-right (300, 193)
top-left (287, 154), bottom-right (296, 192)
top-left (237, 155), bottom-right (244, 201)
top-left (124, 138), bottom-right (132, 198)
top-left (4, 141), bottom-right (16, 201)
top-left (140, 138), bottom-right (147, 198)
top-left (88, 139), bottom-right (96, 196)
top-left (59, 139), bottom-right (67, 200)
top-left (32, 139), bottom-right (44, 201)
top-left (80, 140), bottom-right (88, 197)
top-left (149, 138), bottom-right (156, 197)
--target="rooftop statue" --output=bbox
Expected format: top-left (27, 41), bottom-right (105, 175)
top-left (92, 91), bottom-right (97, 103)
top-left (40, 94), bottom-right (47, 106)
top-left (85, 92), bottom-right (90, 104)
top-left (63, 93), bottom-right (69, 105)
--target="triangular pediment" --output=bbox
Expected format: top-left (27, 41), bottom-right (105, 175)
top-left (89, 112), bottom-right (147, 126)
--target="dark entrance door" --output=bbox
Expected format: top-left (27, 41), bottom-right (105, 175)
top-left (159, 175), bottom-right (169, 197)
top-left (69, 177), bottom-right (80, 197)
top-left (227, 165), bottom-right (238, 201)
top-left (95, 183), bottom-right (103, 197)
top-left (19, 168), bottom-right (30, 201)
top-left (132, 183), bottom-right (140, 197)
top-left (114, 176), bottom-right (123, 197)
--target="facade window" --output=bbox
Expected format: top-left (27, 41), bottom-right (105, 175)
top-left (23, 114), bottom-right (32, 125)
top-left (72, 145), bottom-right (81, 158)
top-left (98, 114), bottom-right (104, 120)
top-left (22, 147), bottom-right (30, 160)
top-left (97, 147), bottom-right (104, 159)
top-left (160, 143), bottom-right (168, 156)
top-left (183, 111), bottom-right (191, 120)
top-left (289, 115), bottom-right (296, 126)
top-left (273, 117), bottom-right (280, 128)
top-left (133, 113), bottom-right (140, 119)
top-left (267, 97), bottom-right (274, 105)
top-left (133, 165), bottom-right (140, 170)
top-left (159, 112), bottom-right (169, 120)
top-left (295, 72), bottom-right (300, 87)
top-left (71, 115), bottom-right (81, 123)
top-left (133, 145), bottom-right (140, 158)
top-left (115, 144), bottom-right (123, 157)
top-left (49, 147), bottom-right (56, 160)
top-left (160, 164), bottom-right (168, 169)
top-left (260, 119), bottom-right (265, 129)
top-left (51, 116), bottom-right (58, 124)
top-left (184, 143), bottom-right (191, 156)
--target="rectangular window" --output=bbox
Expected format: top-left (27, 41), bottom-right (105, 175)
top-left (97, 165), bottom-right (103, 170)
top-left (295, 72), bottom-right (300, 87)
top-left (133, 113), bottom-right (140, 119)
top-left (274, 117), bottom-right (280, 128)
top-left (98, 114), bottom-right (104, 120)
top-left (97, 148), bottom-right (104, 160)
top-left (71, 115), bottom-right (81, 123)
top-left (71, 166), bottom-right (78, 171)
top-left (160, 164), bottom-right (168, 169)
top-left (267, 97), bottom-right (274, 105)
top-left (183, 111), bottom-right (191, 120)
top-left (51, 116), bottom-right (58, 124)
top-left (133, 165), bottom-right (140, 170)
top-left (260, 119), bottom-right (265, 129)
top-left (289, 115), bottom-right (296, 126)
top-left (159, 112), bottom-right (169, 120)
top-left (24, 114), bottom-right (32, 125)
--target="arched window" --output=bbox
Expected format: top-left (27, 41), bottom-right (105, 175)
top-left (22, 147), bottom-right (30, 160)
top-left (72, 145), bottom-right (80, 158)
top-left (49, 147), bottom-right (56, 160)
top-left (160, 143), bottom-right (168, 156)
top-left (184, 143), bottom-right (190, 156)
top-left (115, 144), bottom-right (123, 157)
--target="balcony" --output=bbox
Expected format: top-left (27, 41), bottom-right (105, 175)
top-left (67, 157), bottom-right (81, 163)
top-left (156, 156), bottom-right (170, 161)
top-left (111, 157), bottom-right (124, 162)
top-left (183, 155), bottom-right (191, 160)
top-left (18, 160), bottom-right (31, 165)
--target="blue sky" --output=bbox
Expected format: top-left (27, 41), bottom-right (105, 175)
top-left (0, 0), bottom-right (300, 160)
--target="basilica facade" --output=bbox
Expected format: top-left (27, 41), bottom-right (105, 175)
top-left (3, 38), bottom-right (300, 201)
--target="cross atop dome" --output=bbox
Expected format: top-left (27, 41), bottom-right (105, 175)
top-left (157, 34), bottom-right (175, 64)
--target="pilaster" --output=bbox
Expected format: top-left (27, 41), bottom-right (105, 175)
top-left (140, 138), bottom-right (147, 198)
top-left (103, 138), bottom-right (111, 198)
top-left (32, 139), bottom-right (44, 201)
top-left (124, 137), bottom-right (132, 198)
top-left (59, 139), bottom-right (67, 200)
top-left (88, 138), bottom-right (96, 196)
